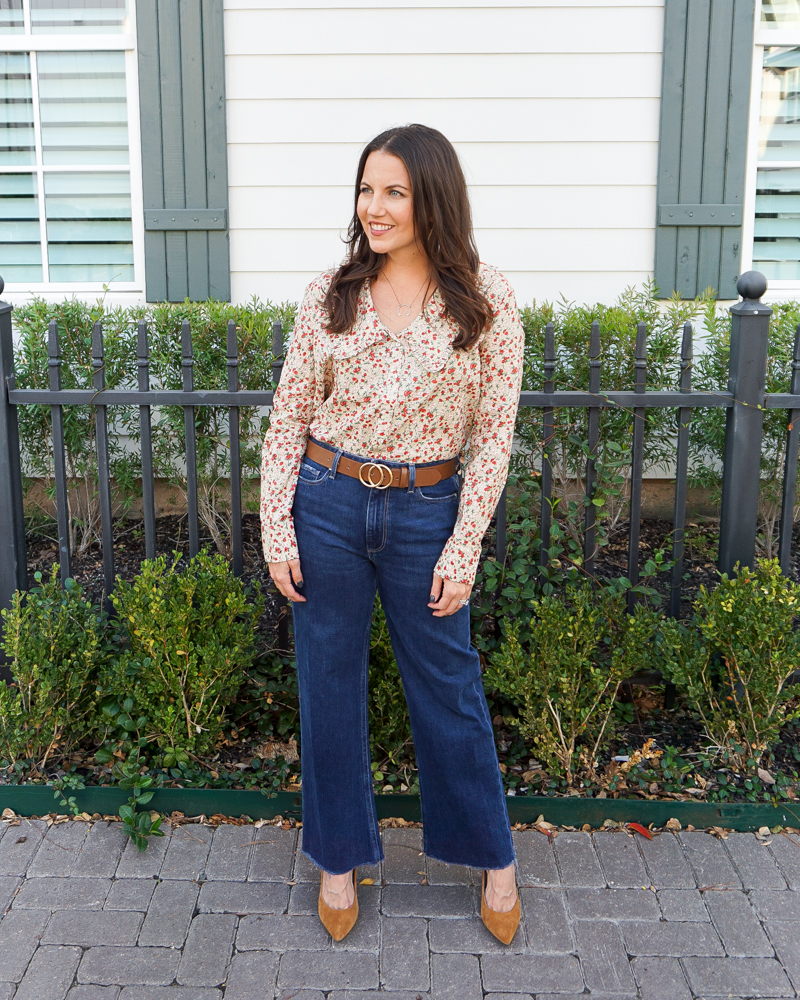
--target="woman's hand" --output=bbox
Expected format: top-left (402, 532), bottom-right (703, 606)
top-left (268, 558), bottom-right (306, 602)
top-left (428, 572), bottom-right (471, 617)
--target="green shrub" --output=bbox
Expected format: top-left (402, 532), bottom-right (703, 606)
top-left (483, 584), bottom-right (661, 784)
top-left (13, 299), bottom-right (140, 555)
top-left (660, 559), bottom-right (800, 769)
top-left (516, 284), bottom-right (713, 535)
top-left (368, 599), bottom-right (412, 766)
top-left (105, 550), bottom-right (264, 754)
top-left (691, 300), bottom-right (800, 556)
top-left (13, 296), bottom-right (296, 555)
top-left (0, 567), bottom-right (105, 765)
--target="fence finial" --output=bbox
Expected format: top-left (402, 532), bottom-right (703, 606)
top-left (737, 270), bottom-right (767, 302)
top-left (0, 275), bottom-right (4, 298)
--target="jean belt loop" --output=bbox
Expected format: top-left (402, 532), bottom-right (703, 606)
top-left (330, 448), bottom-right (342, 479)
top-left (406, 462), bottom-right (416, 494)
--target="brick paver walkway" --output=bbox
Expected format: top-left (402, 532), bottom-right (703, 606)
top-left (0, 815), bottom-right (799, 999)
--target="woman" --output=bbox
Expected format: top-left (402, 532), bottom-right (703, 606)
top-left (260, 123), bottom-right (524, 944)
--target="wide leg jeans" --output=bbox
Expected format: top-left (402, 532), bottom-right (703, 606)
top-left (291, 440), bottom-right (515, 876)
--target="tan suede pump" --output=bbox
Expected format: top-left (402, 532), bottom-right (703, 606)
top-left (318, 869), bottom-right (359, 941)
top-left (481, 870), bottom-right (520, 945)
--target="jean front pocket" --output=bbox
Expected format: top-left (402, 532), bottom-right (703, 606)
top-left (297, 458), bottom-right (330, 486)
top-left (415, 473), bottom-right (461, 503)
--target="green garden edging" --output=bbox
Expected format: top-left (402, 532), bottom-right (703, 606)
top-left (2, 785), bottom-right (798, 832)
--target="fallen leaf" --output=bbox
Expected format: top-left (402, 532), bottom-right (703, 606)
top-left (708, 826), bottom-right (729, 839)
top-left (359, 878), bottom-right (375, 885)
top-left (254, 737), bottom-right (299, 765)
top-left (522, 769), bottom-right (541, 783)
top-left (758, 767), bottom-right (776, 785)
top-left (758, 825), bottom-right (771, 837)
top-left (627, 822), bottom-right (653, 840)
top-left (15, 837), bottom-right (26, 844)
top-left (498, 763), bottom-right (508, 774)
top-left (1, 808), bottom-right (15, 821)
top-left (665, 818), bottom-right (682, 831)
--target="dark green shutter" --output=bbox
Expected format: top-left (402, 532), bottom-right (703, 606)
top-left (654, 0), bottom-right (756, 300)
top-left (136, 0), bottom-right (230, 302)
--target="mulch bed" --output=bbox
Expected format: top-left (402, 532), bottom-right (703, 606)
top-left (16, 511), bottom-right (800, 805)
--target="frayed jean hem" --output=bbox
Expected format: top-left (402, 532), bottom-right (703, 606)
top-left (301, 844), bottom-right (385, 877)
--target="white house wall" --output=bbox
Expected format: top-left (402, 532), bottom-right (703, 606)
top-left (224, 1), bottom-right (665, 308)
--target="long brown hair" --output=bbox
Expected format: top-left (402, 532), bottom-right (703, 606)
top-left (324, 124), bottom-right (493, 350)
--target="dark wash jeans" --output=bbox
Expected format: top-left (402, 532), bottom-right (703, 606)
top-left (291, 437), bottom-right (515, 875)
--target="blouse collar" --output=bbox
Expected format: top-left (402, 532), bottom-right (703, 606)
top-left (329, 280), bottom-right (455, 373)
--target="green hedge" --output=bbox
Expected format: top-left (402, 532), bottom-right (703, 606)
top-left (12, 285), bottom-right (800, 561)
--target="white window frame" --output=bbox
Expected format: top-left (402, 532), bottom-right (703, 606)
top-left (745, 0), bottom-right (800, 293)
top-left (0, 0), bottom-right (145, 295)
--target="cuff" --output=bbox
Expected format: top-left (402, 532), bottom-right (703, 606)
top-left (261, 519), bottom-right (300, 565)
top-left (434, 535), bottom-right (482, 588)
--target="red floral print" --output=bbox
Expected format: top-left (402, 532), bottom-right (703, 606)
top-left (260, 263), bottom-right (524, 586)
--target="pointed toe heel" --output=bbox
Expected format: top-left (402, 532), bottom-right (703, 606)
top-left (481, 870), bottom-right (520, 945)
top-left (318, 869), bottom-right (359, 942)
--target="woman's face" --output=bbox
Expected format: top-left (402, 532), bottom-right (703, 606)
top-left (357, 150), bottom-right (418, 257)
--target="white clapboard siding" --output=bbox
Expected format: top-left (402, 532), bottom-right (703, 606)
top-left (231, 228), bottom-right (654, 272)
top-left (229, 185), bottom-right (656, 231)
top-left (225, 53), bottom-right (662, 100)
top-left (224, 7), bottom-right (663, 55)
top-left (231, 269), bottom-right (656, 306)
top-left (228, 142), bottom-right (658, 188)
top-left (226, 99), bottom-right (660, 145)
top-left (224, 1), bottom-right (664, 308)
top-left (228, 1), bottom-right (663, 8)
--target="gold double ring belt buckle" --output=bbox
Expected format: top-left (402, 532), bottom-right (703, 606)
top-left (358, 462), bottom-right (393, 489)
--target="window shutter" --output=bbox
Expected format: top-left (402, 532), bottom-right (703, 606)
top-left (136, 0), bottom-right (230, 302)
top-left (654, 0), bottom-right (756, 300)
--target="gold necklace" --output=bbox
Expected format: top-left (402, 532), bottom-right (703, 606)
top-left (383, 271), bottom-right (431, 318)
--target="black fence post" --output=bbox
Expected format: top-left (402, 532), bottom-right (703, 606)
top-left (272, 320), bottom-right (284, 388)
top-left (0, 278), bottom-right (27, 681)
top-left (718, 271), bottom-right (772, 577)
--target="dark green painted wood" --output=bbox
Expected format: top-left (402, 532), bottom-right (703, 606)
top-left (136, 0), bottom-right (230, 302)
top-left (721, 0), bottom-right (758, 298)
top-left (655, 0), bottom-right (756, 300)
top-left (2, 787), bottom-right (797, 833)
top-left (136, 0), bottom-right (167, 303)
top-left (660, 204), bottom-right (743, 225)
top-left (202, 0), bottom-right (230, 302)
top-left (654, 0), bottom-right (687, 299)
top-left (179, 0), bottom-right (210, 301)
top-left (145, 209), bottom-right (227, 230)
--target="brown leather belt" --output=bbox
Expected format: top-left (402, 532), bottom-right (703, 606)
top-left (306, 440), bottom-right (457, 490)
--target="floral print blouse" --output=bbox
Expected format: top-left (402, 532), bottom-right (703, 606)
top-left (260, 262), bottom-right (524, 586)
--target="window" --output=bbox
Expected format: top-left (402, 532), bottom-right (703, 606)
top-left (762, 0), bottom-right (800, 28)
top-left (753, 46), bottom-right (800, 279)
top-left (0, 0), bottom-right (140, 288)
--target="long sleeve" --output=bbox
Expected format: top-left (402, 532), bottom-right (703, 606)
top-left (433, 272), bottom-right (524, 586)
top-left (259, 278), bottom-right (328, 563)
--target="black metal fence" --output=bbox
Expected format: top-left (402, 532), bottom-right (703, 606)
top-left (0, 270), bottom-right (799, 651)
